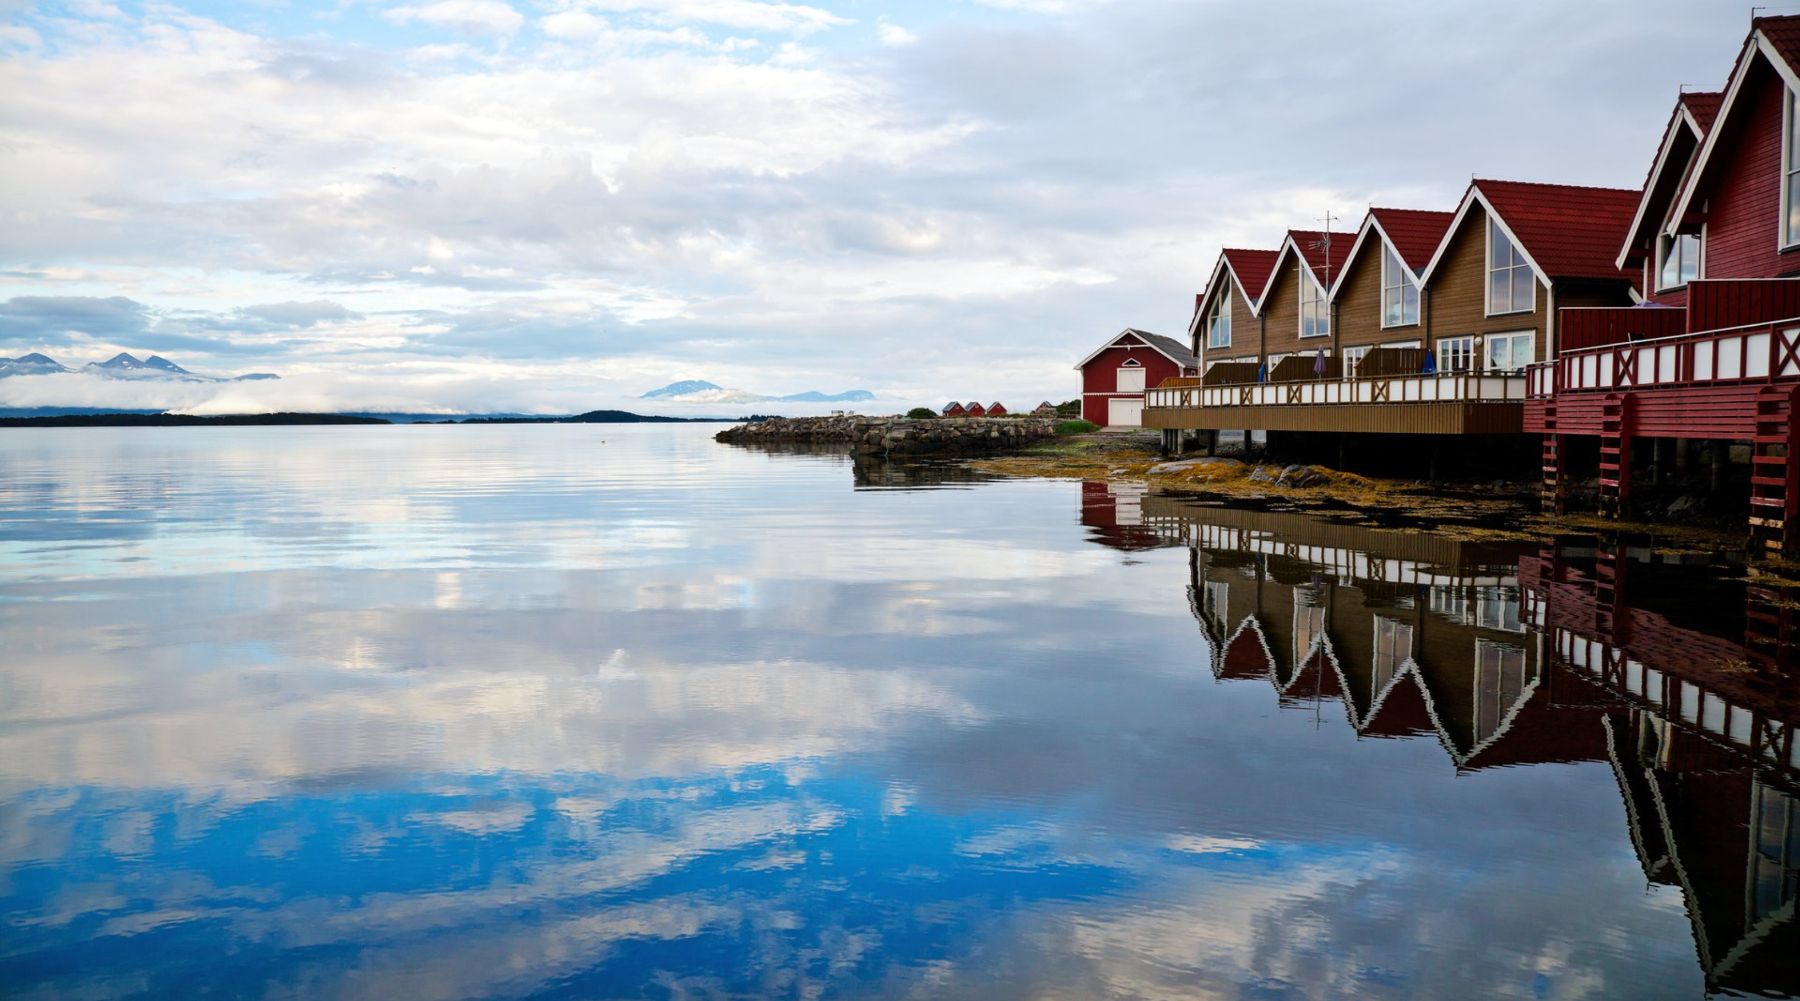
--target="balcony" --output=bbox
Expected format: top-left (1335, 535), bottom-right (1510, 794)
top-left (1529, 318), bottom-right (1800, 398)
top-left (1144, 369), bottom-right (1526, 435)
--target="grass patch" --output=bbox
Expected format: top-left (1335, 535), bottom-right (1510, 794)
top-left (1054, 419), bottom-right (1098, 435)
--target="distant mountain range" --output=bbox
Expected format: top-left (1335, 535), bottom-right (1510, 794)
top-left (0, 352), bottom-right (279, 382)
top-left (641, 379), bottom-right (873, 404)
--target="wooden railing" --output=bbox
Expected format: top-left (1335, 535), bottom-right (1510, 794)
top-left (1528, 318), bottom-right (1800, 398)
top-left (1146, 371), bottom-right (1526, 410)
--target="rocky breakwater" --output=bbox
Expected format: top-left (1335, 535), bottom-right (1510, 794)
top-left (715, 415), bottom-right (1057, 455)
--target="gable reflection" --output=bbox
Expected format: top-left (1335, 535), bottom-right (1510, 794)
top-left (1121, 493), bottom-right (1800, 997)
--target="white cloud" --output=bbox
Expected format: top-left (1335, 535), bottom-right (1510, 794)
top-left (877, 18), bottom-right (916, 47)
top-left (384, 0), bottom-right (524, 36)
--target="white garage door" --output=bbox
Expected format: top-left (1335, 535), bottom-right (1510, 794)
top-left (1107, 396), bottom-right (1143, 427)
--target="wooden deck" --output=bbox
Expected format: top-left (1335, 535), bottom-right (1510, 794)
top-left (1145, 399), bottom-right (1522, 434)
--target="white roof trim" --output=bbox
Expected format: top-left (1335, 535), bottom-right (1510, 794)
top-left (1415, 184), bottom-right (1553, 290)
top-left (1615, 100), bottom-right (1708, 271)
top-left (1666, 29), bottom-right (1800, 238)
top-left (1072, 327), bottom-right (1194, 371)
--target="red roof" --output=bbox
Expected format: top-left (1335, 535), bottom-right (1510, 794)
top-left (1220, 248), bottom-right (1278, 302)
top-left (1368, 208), bottom-right (1454, 270)
top-left (1287, 229), bottom-right (1352, 287)
top-left (1475, 179), bottom-right (1641, 282)
top-left (1680, 90), bottom-right (1722, 133)
top-left (1755, 15), bottom-right (1800, 79)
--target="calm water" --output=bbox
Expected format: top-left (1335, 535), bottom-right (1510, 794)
top-left (1, 424), bottom-right (1796, 1000)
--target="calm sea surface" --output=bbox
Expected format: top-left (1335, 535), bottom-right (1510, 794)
top-left (1, 424), bottom-right (1796, 1000)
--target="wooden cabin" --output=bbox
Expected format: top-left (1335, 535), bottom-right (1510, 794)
top-left (965, 402), bottom-right (986, 417)
top-left (1530, 16), bottom-right (1800, 552)
top-left (987, 401), bottom-right (1008, 416)
top-left (1075, 327), bottom-right (1197, 427)
top-left (942, 401), bottom-right (966, 417)
top-left (1330, 208), bottom-right (1454, 375)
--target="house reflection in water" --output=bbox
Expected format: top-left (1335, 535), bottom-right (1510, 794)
top-left (1111, 492), bottom-right (1800, 997)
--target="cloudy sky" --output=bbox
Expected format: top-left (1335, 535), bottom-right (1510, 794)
top-left (0, 0), bottom-right (1756, 414)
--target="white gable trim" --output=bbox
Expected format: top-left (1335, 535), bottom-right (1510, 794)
top-left (1072, 327), bottom-right (1194, 371)
top-left (1416, 184), bottom-right (1553, 291)
top-left (1666, 29), bottom-right (1800, 238)
top-left (1615, 101), bottom-right (1708, 271)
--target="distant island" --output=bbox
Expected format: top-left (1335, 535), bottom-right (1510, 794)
top-left (641, 379), bottom-right (874, 404)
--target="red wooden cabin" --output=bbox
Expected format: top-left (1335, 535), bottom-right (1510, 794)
top-left (987, 402), bottom-right (1007, 416)
top-left (965, 402), bottom-right (986, 417)
top-left (1530, 16), bottom-right (1800, 554)
top-left (942, 402), bottom-right (966, 417)
top-left (1076, 328), bottom-right (1197, 426)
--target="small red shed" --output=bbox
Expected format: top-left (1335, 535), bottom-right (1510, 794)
top-left (942, 402), bottom-right (966, 416)
top-left (966, 402), bottom-right (987, 417)
top-left (987, 401), bottom-right (1008, 415)
top-left (1075, 328), bottom-right (1197, 427)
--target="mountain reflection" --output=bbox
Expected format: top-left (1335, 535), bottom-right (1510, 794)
top-left (1096, 485), bottom-right (1800, 997)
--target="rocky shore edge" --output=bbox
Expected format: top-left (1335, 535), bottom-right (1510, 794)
top-left (715, 415), bottom-right (1058, 455)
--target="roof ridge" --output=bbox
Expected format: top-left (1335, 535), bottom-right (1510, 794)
top-left (1474, 177), bottom-right (1640, 196)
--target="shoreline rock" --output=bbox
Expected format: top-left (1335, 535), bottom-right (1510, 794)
top-left (716, 415), bottom-right (1057, 456)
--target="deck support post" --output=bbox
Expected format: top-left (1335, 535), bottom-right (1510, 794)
top-left (1540, 434), bottom-right (1565, 514)
top-left (1749, 385), bottom-right (1800, 557)
top-left (1598, 394), bottom-right (1633, 519)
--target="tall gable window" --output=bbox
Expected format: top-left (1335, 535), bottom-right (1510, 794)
top-left (1381, 243), bottom-right (1420, 327)
top-left (1785, 88), bottom-right (1800, 248)
top-left (1206, 288), bottom-right (1231, 349)
top-left (1299, 273), bottom-right (1329, 339)
top-left (1487, 219), bottom-right (1533, 315)
top-left (1657, 232), bottom-right (1701, 290)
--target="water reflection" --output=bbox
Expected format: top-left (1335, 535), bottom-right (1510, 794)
top-left (1, 427), bottom-right (1797, 999)
top-left (1124, 488), bottom-right (1800, 996)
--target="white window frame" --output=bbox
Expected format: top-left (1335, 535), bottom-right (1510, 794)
top-left (1656, 230), bottom-right (1703, 292)
top-left (1485, 330), bottom-right (1535, 372)
top-left (1485, 218), bottom-right (1536, 317)
top-left (1298, 273), bottom-right (1330, 340)
top-left (1785, 87), bottom-right (1800, 251)
top-left (1207, 287), bottom-right (1231, 350)
top-left (1437, 335), bottom-right (1475, 373)
top-left (1380, 243), bottom-right (1420, 328)
top-left (1341, 344), bottom-right (1371, 380)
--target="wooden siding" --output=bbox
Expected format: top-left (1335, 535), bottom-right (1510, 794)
top-left (1559, 306), bottom-right (1688, 352)
top-left (1426, 203), bottom-right (1547, 364)
top-left (1687, 277), bottom-right (1800, 330)
top-left (1080, 341), bottom-right (1182, 394)
top-left (1526, 383), bottom-right (1773, 438)
top-left (1333, 238), bottom-right (1413, 350)
top-left (1145, 400), bottom-right (1522, 434)
top-left (1260, 256), bottom-right (1308, 360)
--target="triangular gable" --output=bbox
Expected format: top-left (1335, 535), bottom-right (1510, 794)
top-left (1327, 208), bottom-right (1454, 298)
top-left (1417, 179), bottom-right (1638, 289)
top-left (1191, 248), bottom-right (1279, 337)
top-left (1216, 615), bottom-right (1276, 681)
top-left (1073, 327), bottom-right (1196, 371)
top-left (1666, 16), bottom-right (1800, 239)
top-left (1616, 92), bottom-right (1718, 270)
